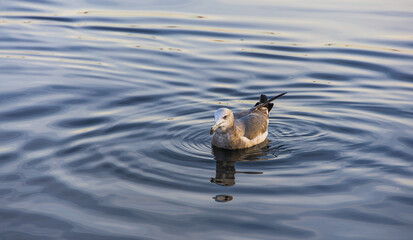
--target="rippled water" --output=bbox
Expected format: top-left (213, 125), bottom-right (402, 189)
top-left (1, 0), bottom-right (413, 239)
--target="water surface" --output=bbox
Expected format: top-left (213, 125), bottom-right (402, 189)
top-left (1, 0), bottom-right (413, 239)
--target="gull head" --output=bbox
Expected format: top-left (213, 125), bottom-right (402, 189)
top-left (210, 108), bottom-right (234, 135)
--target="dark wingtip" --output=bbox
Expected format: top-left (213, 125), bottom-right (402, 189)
top-left (265, 92), bottom-right (287, 104)
top-left (259, 94), bottom-right (268, 103)
top-left (271, 92), bottom-right (287, 101)
top-left (253, 92), bottom-right (287, 110)
top-left (267, 102), bottom-right (274, 112)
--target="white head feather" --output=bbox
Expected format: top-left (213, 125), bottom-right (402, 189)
top-left (210, 108), bottom-right (234, 135)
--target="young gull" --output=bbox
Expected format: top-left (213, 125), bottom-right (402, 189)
top-left (210, 92), bottom-right (287, 149)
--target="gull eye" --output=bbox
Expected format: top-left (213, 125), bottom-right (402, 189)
top-left (223, 115), bottom-right (228, 120)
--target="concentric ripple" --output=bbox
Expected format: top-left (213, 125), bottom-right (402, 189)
top-left (160, 121), bottom-right (212, 161)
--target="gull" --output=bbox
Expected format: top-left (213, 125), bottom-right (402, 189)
top-left (210, 92), bottom-right (287, 149)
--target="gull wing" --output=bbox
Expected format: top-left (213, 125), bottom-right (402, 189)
top-left (236, 108), bottom-right (268, 140)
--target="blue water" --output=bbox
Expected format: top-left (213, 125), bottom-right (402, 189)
top-left (1, 0), bottom-right (413, 239)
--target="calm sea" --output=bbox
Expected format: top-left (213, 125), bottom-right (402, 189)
top-left (1, 0), bottom-right (413, 239)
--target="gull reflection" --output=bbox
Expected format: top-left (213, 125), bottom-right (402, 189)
top-left (211, 140), bottom-right (273, 202)
top-left (213, 195), bottom-right (233, 203)
top-left (211, 139), bottom-right (271, 186)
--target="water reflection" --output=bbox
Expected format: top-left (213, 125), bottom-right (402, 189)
top-left (210, 140), bottom-right (272, 202)
top-left (213, 194), bottom-right (233, 203)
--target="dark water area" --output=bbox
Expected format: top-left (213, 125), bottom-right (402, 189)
top-left (1, 0), bottom-right (413, 239)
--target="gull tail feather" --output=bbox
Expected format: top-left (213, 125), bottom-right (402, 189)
top-left (253, 92), bottom-right (287, 112)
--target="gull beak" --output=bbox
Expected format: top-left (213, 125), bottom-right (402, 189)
top-left (210, 122), bottom-right (219, 135)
